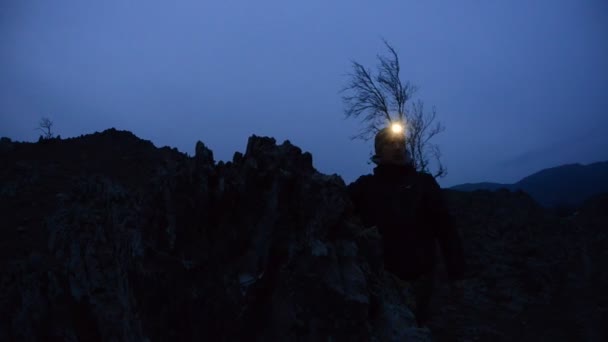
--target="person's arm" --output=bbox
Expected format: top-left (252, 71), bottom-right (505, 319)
top-left (424, 174), bottom-right (466, 281)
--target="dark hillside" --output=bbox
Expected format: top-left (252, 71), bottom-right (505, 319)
top-left (0, 130), bottom-right (428, 341)
top-left (1, 130), bottom-right (606, 341)
top-left (451, 162), bottom-right (608, 208)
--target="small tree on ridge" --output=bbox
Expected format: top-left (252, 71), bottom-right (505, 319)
top-left (342, 40), bottom-right (446, 178)
top-left (37, 117), bottom-right (54, 140)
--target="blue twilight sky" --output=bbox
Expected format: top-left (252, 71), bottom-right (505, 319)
top-left (1, 0), bottom-right (607, 186)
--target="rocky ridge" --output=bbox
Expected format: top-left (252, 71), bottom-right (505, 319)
top-left (0, 129), bottom-right (427, 341)
top-left (1, 129), bottom-right (606, 341)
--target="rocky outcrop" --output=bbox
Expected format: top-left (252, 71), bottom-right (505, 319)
top-left (2, 129), bottom-right (606, 341)
top-left (0, 129), bottom-right (428, 341)
top-left (429, 189), bottom-right (608, 341)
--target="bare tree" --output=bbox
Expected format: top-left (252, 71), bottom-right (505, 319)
top-left (408, 100), bottom-right (446, 177)
top-left (37, 117), bottom-right (54, 139)
top-left (342, 40), bottom-right (447, 178)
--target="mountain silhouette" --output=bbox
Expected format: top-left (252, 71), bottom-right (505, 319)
top-left (451, 161), bottom-right (608, 208)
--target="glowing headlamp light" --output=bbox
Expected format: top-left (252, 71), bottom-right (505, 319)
top-left (390, 122), bottom-right (404, 134)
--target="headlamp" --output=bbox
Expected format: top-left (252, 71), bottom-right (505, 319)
top-left (390, 122), bottom-right (404, 134)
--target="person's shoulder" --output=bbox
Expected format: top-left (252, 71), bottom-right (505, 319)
top-left (416, 171), bottom-right (435, 182)
top-left (347, 175), bottom-right (374, 203)
top-left (414, 171), bottom-right (441, 190)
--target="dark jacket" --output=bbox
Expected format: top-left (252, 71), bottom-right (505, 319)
top-left (348, 164), bottom-right (465, 281)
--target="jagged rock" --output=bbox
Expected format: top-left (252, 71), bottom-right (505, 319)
top-left (429, 189), bottom-right (608, 341)
top-left (0, 130), bottom-right (423, 341)
top-left (195, 140), bottom-right (214, 166)
top-left (3, 129), bottom-right (606, 341)
top-left (0, 137), bottom-right (13, 154)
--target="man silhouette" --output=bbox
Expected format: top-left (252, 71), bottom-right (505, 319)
top-left (348, 124), bottom-right (465, 327)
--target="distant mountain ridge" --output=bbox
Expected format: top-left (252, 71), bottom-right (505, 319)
top-left (451, 161), bottom-right (608, 208)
